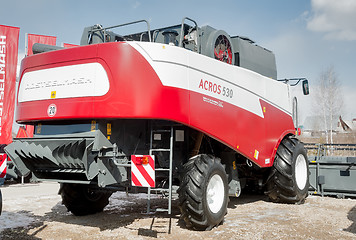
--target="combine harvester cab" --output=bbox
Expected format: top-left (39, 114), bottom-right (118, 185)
top-left (5, 18), bottom-right (310, 230)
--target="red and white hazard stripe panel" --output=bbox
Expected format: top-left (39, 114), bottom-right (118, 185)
top-left (0, 154), bottom-right (7, 178)
top-left (131, 155), bottom-right (155, 187)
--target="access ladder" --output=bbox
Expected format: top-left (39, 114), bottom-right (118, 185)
top-left (146, 126), bottom-right (174, 214)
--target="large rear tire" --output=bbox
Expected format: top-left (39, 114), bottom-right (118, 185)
top-left (266, 137), bottom-right (309, 204)
top-left (178, 154), bottom-right (228, 230)
top-left (60, 183), bottom-right (112, 216)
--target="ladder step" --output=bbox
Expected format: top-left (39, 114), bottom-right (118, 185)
top-left (150, 188), bottom-right (170, 192)
top-left (150, 149), bottom-right (170, 152)
top-left (155, 208), bottom-right (169, 212)
top-left (156, 168), bottom-right (170, 171)
top-left (152, 129), bottom-right (171, 133)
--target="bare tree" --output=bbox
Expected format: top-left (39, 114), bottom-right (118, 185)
top-left (312, 66), bottom-right (343, 144)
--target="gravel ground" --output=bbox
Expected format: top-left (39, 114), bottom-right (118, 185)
top-left (1, 182), bottom-right (356, 240)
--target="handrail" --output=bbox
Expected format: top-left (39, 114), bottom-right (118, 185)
top-left (152, 30), bottom-right (160, 42)
top-left (178, 17), bottom-right (200, 53)
top-left (90, 19), bottom-right (151, 42)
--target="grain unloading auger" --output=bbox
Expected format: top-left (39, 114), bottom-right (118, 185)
top-left (5, 17), bottom-right (310, 230)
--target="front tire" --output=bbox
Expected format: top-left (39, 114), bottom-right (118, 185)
top-left (60, 183), bottom-right (112, 216)
top-left (266, 137), bottom-right (309, 204)
top-left (178, 154), bottom-right (228, 230)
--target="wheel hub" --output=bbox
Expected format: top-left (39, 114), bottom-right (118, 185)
top-left (295, 154), bottom-right (308, 190)
top-left (206, 174), bottom-right (225, 214)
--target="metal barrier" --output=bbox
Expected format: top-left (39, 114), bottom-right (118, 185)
top-left (306, 143), bottom-right (356, 158)
top-left (306, 143), bottom-right (356, 198)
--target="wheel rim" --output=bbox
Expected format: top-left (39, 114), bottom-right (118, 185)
top-left (206, 174), bottom-right (225, 214)
top-left (295, 154), bottom-right (308, 190)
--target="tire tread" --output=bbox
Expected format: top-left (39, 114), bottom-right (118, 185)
top-left (60, 183), bottom-right (112, 216)
top-left (265, 137), bottom-right (309, 204)
top-left (178, 154), bottom-right (228, 230)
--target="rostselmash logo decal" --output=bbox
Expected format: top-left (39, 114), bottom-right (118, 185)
top-left (47, 104), bottom-right (57, 117)
top-left (203, 96), bottom-right (223, 108)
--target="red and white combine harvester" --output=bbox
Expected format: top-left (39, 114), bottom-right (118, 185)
top-left (5, 18), bottom-right (310, 230)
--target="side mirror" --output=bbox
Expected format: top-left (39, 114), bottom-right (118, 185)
top-left (302, 79), bottom-right (309, 95)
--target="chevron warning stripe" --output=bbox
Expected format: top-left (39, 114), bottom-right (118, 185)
top-left (131, 155), bottom-right (155, 187)
top-left (0, 154), bottom-right (7, 178)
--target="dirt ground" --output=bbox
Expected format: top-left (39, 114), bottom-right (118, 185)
top-left (1, 182), bottom-right (356, 240)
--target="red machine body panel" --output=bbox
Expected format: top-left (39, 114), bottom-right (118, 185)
top-left (16, 42), bottom-right (295, 167)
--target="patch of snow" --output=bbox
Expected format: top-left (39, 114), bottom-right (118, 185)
top-left (0, 211), bottom-right (35, 231)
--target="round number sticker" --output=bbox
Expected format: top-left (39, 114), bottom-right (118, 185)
top-left (47, 104), bottom-right (57, 117)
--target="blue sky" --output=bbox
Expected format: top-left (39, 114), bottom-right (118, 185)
top-left (2, 0), bottom-right (356, 123)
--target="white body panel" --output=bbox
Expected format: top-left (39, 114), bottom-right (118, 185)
top-left (129, 42), bottom-right (292, 118)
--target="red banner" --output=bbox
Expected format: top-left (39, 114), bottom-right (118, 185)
top-left (0, 25), bottom-right (19, 145)
top-left (26, 34), bottom-right (56, 56)
top-left (63, 43), bottom-right (79, 48)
